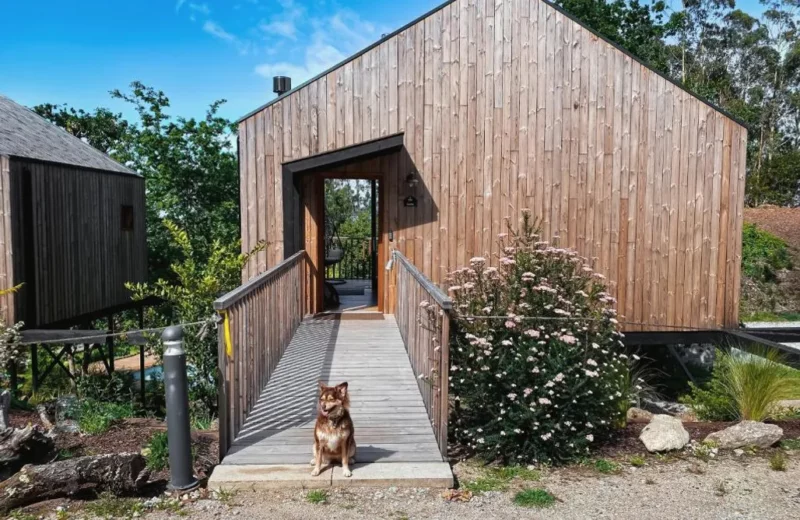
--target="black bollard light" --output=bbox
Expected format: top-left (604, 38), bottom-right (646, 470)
top-left (161, 325), bottom-right (199, 491)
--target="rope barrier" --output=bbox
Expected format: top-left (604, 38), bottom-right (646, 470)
top-left (17, 318), bottom-right (213, 346)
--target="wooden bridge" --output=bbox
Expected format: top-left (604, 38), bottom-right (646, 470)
top-left (208, 251), bottom-right (454, 488)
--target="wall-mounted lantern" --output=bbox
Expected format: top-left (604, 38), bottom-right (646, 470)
top-left (405, 171), bottom-right (420, 189)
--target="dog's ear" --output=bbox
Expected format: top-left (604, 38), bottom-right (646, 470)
top-left (336, 382), bottom-right (348, 398)
top-left (318, 381), bottom-right (327, 393)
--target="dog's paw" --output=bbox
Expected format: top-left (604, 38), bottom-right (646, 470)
top-left (310, 468), bottom-right (321, 477)
top-left (342, 468), bottom-right (352, 478)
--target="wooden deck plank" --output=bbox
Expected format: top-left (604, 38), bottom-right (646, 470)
top-left (222, 316), bottom-right (443, 466)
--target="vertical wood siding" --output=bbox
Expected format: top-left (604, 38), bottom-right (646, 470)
top-left (238, 0), bottom-right (747, 330)
top-left (0, 156), bottom-right (15, 323)
top-left (1, 158), bottom-right (147, 326)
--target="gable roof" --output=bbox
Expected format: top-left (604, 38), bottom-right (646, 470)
top-left (237, 0), bottom-right (747, 129)
top-left (0, 94), bottom-right (137, 175)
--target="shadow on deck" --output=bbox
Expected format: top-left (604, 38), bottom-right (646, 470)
top-left (211, 315), bottom-right (453, 488)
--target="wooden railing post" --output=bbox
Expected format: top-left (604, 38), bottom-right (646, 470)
top-left (391, 250), bottom-right (452, 458)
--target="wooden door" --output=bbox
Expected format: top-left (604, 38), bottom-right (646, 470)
top-left (303, 175), bottom-right (324, 314)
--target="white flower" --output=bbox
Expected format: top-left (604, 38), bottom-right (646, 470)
top-left (554, 372), bottom-right (565, 382)
top-left (545, 381), bottom-right (555, 388)
top-left (585, 434), bottom-right (594, 442)
top-left (523, 388), bottom-right (533, 397)
top-left (514, 428), bottom-right (521, 434)
top-left (500, 431), bottom-right (506, 436)
top-left (507, 393), bottom-right (517, 401)
top-left (538, 397), bottom-right (551, 405)
top-left (477, 438), bottom-right (485, 444)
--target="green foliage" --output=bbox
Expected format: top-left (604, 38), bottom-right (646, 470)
top-left (629, 454), bottom-right (646, 467)
top-left (448, 211), bottom-right (628, 465)
top-left (462, 475), bottom-right (509, 494)
top-left (681, 348), bottom-right (800, 421)
top-left (488, 465), bottom-right (542, 482)
top-left (741, 311), bottom-right (800, 322)
top-left (85, 492), bottom-right (144, 519)
top-left (127, 220), bottom-right (262, 415)
top-left (741, 223), bottom-right (793, 283)
top-left (305, 490), bottom-right (328, 504)
top-left (680, 360), bottom-right (738, 421)
top-left (594, 459), bottom-right (621, 474)
top-left (722, 348), bottom-right (800, 421)
top-left (513, 488), bottom-right (556, 508)
top-left (34, 103), bottom-right (130, 154)
top-left (770, 450), bottom-right (788, 471)
top-left (144, 431), bottom-right (170, 471)
top-left (76, 372), bottom-right (135, 405)
top-left (78, 399), bottom-right (134, 435)
top-left (780, 438), bottom-right (800, 449)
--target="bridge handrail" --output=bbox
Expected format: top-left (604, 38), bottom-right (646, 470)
top-left (392, 250), bottom-right (451, 458)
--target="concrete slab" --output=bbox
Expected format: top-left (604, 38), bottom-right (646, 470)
top-left (208, 464), bottom-right (332, 491)
top-left (208, 462), bottom-right (454, 490)
top-left (331, 462), bottom-right (454, 488)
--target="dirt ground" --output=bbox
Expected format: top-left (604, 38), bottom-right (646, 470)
top-left (8, 412), bottom-right (800, 519)
top-left (135, 452), bottom-right (800, 519)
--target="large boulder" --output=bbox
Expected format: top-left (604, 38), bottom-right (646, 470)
top-left (639, 414), bottom-right (691, 452)
top-left (705, 421), bottom-right (783, 449)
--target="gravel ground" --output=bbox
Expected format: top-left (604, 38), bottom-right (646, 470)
top-left (137, 455), bottom-right (800, 520)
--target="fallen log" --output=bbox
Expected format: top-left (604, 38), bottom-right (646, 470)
top-left (0, 425), bottom-right (55, 479)
top-left (0, 453), bottom-right (150, 514)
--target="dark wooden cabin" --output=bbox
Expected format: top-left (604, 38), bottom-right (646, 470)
top-left (0, 94), bottom-right (147, 328)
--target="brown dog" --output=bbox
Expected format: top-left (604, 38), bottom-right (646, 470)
top-left (311, 381), bottom-right (357, 477)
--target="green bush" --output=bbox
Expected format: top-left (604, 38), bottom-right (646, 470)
top-left (741, 223), bottom-right (792, 283)
top-left (77, 372), bottom-right (135, 405)
top-left (144, 431), bottom-right (170, 471)
top-left (446, 211), bottom-right (628, 465)
top-left (681, 348), bottom-right (800, 421)
top-left (78, 399), bottom-right (134, 435)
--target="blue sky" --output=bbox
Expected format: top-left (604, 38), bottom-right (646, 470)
top-left (0, 0), bottom-right (768, 124)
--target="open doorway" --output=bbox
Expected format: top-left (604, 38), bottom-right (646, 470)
top-left (322, 178), bottom-right (380, 312)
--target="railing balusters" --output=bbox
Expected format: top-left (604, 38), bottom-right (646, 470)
top-left (214, 251), bottom-right (307, 458)
top-left (392, 251), bottom-right (452, 458)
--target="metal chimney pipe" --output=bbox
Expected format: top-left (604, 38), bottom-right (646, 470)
top-left (273, 76), bottom-right (291, 96)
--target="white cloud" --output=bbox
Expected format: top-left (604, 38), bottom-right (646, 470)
top-left (254, 10), bottom-right (385, 85)
top-left (260, 20), bottom-right (297, 39)
top-left (189, 3), bottom-right (210, 16)
top-left (203, 20), bottom-right (236, 42)
top-left (175, 0), bottom-right (187, 11)
top-left (203, 20), bottom-right (253, 54)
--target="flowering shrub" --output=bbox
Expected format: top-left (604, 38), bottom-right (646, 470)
top-left (446, 211), bottom-right (629, 464)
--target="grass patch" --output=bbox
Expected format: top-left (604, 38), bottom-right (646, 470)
top-left (742, 223), bottom-right (793, 283)
top-left (57, 448), bottom-right (78, 461)
top-left (84, 492), bottom-right (144, 519)
top-left (629, 455), bottom-right (646, 467)
top-left (143, 431), bottom-right (169, 471)
top-left (78, 400), bottom-right (134, 435)
top-left (513, 488), bottom-right (556, 508)
top-left (770, 451), bottom-right (788, 471)
top-left (463, 475), bottom-right (508, 494)
top-left (781, 438), bottom-right (800, 450)
top-left (741, 311), bottom-right (800, 322)
top-left (214, 488), bottom-right (237, 506)
top-left (8, 511), bottom-right (38, 520)
top-left (488, 465), bottom-right (541, 481)
top-left (594, 459), bottom-right (621, 474)
top-left (306, 490), bottom-right (328, 505)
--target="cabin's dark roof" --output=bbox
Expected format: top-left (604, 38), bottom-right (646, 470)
top-left (237, 0), bottom-right (747, 129)
top-left (0, 95), bottom-right (137, 175)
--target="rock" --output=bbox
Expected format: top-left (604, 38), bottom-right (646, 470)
top-left (641, 398), bottom-right (693, 417)
top-left (627, 407), bottom-right (654, 422)
top-left (705, 421), bottom-right (783, 449)
top-left (639, 414), bottom-right (691, 452)
top-left (733, 449), bottom-right (744, 457)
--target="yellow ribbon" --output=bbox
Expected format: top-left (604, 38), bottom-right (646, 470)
top-left (220, 310), bottom-right (234, 359)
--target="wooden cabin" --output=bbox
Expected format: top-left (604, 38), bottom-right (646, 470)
top-left (237, 0), bottom-right (747, 332)
top-left (0, 94), bottom-right (147, 328)
top-left (210, 0), bottom-right (748, 486)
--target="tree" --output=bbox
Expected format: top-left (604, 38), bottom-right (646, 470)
top-left (33, 104), bottom-right (129, 155)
